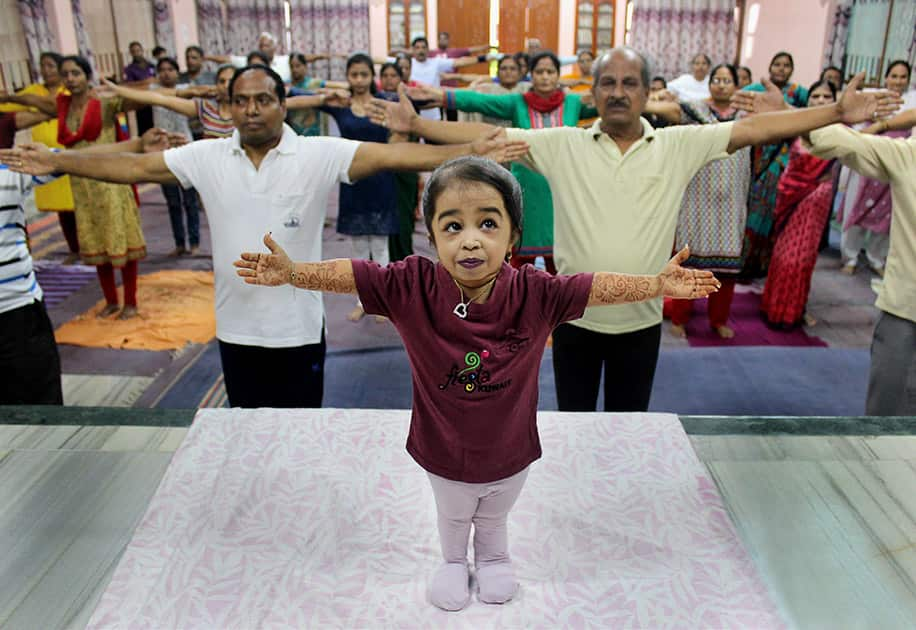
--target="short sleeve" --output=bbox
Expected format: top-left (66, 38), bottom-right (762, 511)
top-left (351, 257), bottom-right (419, 320)
top-left (163, 140), bottom-right (209, 189)
top-left (301, 136), bottom-right (360, 185)
top-left (230, 55), bottom-right (247, 68)
top-left (524, 267), bottom-right (594, 327)
top-left (505, 127), bottom-right (569, 175)
top-left (437, 58), bottom-right (455, 72)
top-left (664, 122), bottom-right (733, 174)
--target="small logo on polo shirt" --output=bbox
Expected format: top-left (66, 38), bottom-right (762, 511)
top-left (438, 350), bottom-right (512, 394)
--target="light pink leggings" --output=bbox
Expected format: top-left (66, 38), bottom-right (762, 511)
top-left (426, 467), bottom-right (529, 610)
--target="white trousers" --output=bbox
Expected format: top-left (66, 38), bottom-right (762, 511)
top-left (426, 467), bottom-right (529, 568)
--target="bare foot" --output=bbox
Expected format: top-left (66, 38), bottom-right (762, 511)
top-left (62, 252), bottom-right (81, 265)
top-left (347, 304), bottom-right (365, 322)
top-left (670, 323), bottom-right (687, 338)
top-left (714, 325), bottom-right (735, 339)
top-left (188, 246), bottom-right (200, 256)
top-left (166, 246), bottom-right (187, 257)
top-left (840, 262), bottom-right (857, 275)
top-left (97, 304), bottom-right (120, 318)
top-left (374, 315), bottom-right (388, 324)
top-left (803, 313), bottom-right (817, 327)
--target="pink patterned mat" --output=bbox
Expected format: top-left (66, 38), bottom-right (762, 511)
top-left (88, 410), bottom-right (785, 629)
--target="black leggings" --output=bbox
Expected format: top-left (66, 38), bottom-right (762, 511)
top-left (552, 322), bottom-right (661, 412)
top-left (218, 332), bottom-right (326, 408)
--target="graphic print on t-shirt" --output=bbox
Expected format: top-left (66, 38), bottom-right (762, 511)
top-left (437, 348), bottom-right (514, 394)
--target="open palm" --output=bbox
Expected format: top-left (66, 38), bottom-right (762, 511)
top-left (234, 233), bottom-right (293, 286)
top-left (659, 247), bottom-right (721, 299)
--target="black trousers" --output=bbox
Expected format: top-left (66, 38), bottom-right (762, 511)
top-left (552, 322), bottom-right (661, 412)
top-left (218, 333), bottom-right (326, 408)
top-left (0, 300), bottom-right (63, 405)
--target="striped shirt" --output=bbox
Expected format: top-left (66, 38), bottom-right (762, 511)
top-left (196, 99), bottom-right (234, 139)
top-left (0, 171), bottom-right (54, 314)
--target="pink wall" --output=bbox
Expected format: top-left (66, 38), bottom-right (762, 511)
top-left (48, 0), bottom-right (78, 55)
top-left (739, 0), bottom-right (835, 87)
top-left (168, 0), bottom-right (199, 68)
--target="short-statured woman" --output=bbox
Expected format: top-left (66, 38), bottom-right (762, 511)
top-left (761, 80), bottom-right (839, 327)
top-left (740, 51), bottom-right (809, 278)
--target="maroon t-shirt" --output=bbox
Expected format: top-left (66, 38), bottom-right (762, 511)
top-left (0, 113), bottom-right (16, 149)
top-left (353, 256), bottom-right (593, 483)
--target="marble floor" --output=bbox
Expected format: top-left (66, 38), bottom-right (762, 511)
top-left (1, 423), bottom-right (914, 629)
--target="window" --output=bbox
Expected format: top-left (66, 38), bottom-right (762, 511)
top-left (0, 0), bottom-right (30, 90)
top-left (845, 0), bottom-right (916, 85)
top-left (388, 0), bottom-right (427, 50)
top-left (575, 1), bottom-right (615, 53)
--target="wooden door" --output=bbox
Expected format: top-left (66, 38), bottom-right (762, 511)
top-left (498, 0), bottom-right (560, 56)
top-left (437, 0), bottom-right (490, 76)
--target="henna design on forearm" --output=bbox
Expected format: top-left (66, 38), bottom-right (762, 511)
top-left (289, 259), bottom-right (357, 294)
top-left (589, 273), bottom-right (660, 305)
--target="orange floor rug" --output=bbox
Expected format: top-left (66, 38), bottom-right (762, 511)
top-left (55, 270), bottom-right (216, 350)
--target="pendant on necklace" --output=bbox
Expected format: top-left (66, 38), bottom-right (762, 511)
top-left (453, 303), bottom-right (468, 319)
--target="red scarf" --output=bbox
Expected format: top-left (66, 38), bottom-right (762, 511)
top-left (523, 89), bottom-right (565, 114)
top-left (57, 93), bottom-right (103, 147)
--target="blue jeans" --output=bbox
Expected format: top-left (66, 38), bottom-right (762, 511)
top-left (161, 184), bottom-right (201, 248)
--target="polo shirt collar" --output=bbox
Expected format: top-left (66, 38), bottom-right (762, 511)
top-left (589, 116), bottom-right (656, 142)
top-left (230, 123), bottom-right (297, 156)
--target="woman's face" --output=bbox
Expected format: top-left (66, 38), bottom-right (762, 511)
top-left (396, 58), bottom-right (411, 82)
top-left (709, 66), bottom-right (736, 102)
top-left (885, 64), bottom-right (910, 95)
top-left (497, 58), bottom-right (521, 88)
top-left (531, 58), bottom-right (559, 94)
top-left (40, 56), bottom-right (60, 85)
top-left (347, 63), bottom-right (373, 94)
top-left (216, 68), bottom-right (234, 102)
top-left (577, 52), bottom-right (595, 77)
top-left (692, 55), bottom-right (710, 79)
top-left (737, 67), bottom-right (752, 88)
top-left (60, 61), bottom-right (89, 94)
top-left (769, 55), bottom-right (793, 85)
top-left (380, 66), bottom-right (401, 92)
top-left (822, 68), bottom-right (842, 90)
top-left (807, 84), bottom-right (835, 107)
top-left (290, 57), bottom-right (307, 83)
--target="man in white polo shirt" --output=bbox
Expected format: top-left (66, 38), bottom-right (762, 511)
top-left (1, 65), bottom-right (526, 408)
top-left (372, 47), bottom-right (901, 412)
top-left (408, 36), bottom-right (487, 120)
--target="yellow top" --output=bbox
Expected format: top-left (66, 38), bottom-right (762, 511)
top-left (0, 83), bottom-right (73, 211)
top-left (808, 124), bottom-right (916, 324)
top-left (507, 119), bottom-right (732, 334)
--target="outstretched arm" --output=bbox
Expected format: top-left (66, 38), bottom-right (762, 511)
top-left (347, 126), bottom-right (527, 181)
top-left (0, 92), bottom-right (57, 116)
top-left (587, 247), bottom-right (720, 307)
top-left (12, 110), bottom-right (52, 129)
top-left (234, 233), bottom-right (357, 293)
top-left (861, 108), bottom-right (916, 134)
top-left (727, 72), bottom-right (902, 154)
top-left (0, 141), bottom-right (179, 184)
top-left (102, 79), bottom-right (197, 118)
top-left (369, 84), bottom-right (498, 144)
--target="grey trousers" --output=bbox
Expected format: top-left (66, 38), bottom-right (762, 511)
top-left (867, 310), bottom-right (916, 415)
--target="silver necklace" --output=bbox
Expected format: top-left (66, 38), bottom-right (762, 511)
top-left (452, 276), bottom-right (497, 319)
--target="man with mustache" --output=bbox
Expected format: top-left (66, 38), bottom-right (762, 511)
top-left (370, 46), bottom-right (901, 412)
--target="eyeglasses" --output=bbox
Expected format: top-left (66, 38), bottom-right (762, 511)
top-left (710, 78), bottom-right (734, 85)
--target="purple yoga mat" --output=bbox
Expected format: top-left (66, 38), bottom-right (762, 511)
top-left (680, 288), bottom-right (827, 348)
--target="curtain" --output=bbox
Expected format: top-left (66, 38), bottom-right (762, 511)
top-left (196, 0), bottom-right (227, 56)
top-left (823, 1), bottom-right (853, 70)
top-left (289, 0), bottom-right (370, 81)
top-left (628, 0), bottom-right (737, 81)
top-left (17, 0), bottom-right (58, 79)
top-left (225, 0), bottom-right (287, 55)
top-left (153, 0), bottom-right (175, 57)
top-left (70, 0), bottom-right (98, 77)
